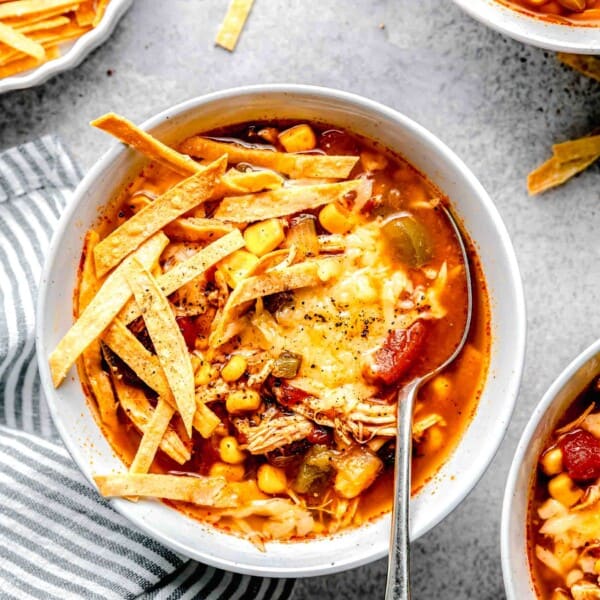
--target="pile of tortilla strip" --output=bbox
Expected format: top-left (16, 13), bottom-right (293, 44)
top-left (528, 53), bottom-right (600, 195)
top-left (48, 113), bottom-right (364, 515)
top-left (0, 0), bottom-right (110, 79)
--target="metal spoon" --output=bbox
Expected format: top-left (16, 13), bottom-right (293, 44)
top-left (384, 204), bottom-right (473, 600)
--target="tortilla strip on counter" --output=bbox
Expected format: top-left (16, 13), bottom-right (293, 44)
top-left (93, 155), bottom-right (226, 277)
top-left (214, 180), bottom-right (363, 222)
top-left (49, 232), bottom-right (168, 387)
top-left (527, 154), bottom-right (600, 196)
top-left (180, 136), bottom-right (358, 179)
top-left (119, 228), bottom-right (244, 325)
top-left (125, 262), bottom-right (196, 436)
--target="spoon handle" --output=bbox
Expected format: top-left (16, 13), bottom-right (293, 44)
top-left (384, 378), bottom-right (420, 600)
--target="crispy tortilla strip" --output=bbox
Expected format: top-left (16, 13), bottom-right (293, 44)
top-left (215, 0), bottom-right (254, 51)
top-left (103, 320), bottom-right (221, 438)
top-left (180, 137), bottom-right (358, 179)
top-left (49, 233), bottom-right (168, 387)
top-left (16, 15), bottom-right (70, 33)
top-left (94, 474), bottom-right (238, 507)
top-left (75, 0), bottom-right (95, 26)
top-left (0, 44), bottom-right (58, 76)
top-left (211, 258), bottom-right (340, 346)
top-left (558, 53), bottom-right (600, 83)
top-left (0, 0), bottom-right (78, 19)
top-left (130, 398), bottom-right (174, 474)
top-left (126, 262), bottom-right (196, 436)
top-left (120, 229), bottom-right (244, 324)
top-left (527, 154), bottom-right (600, 195)
top-left (0, 21), bottom-right (44, 59)
top-left (214, 180), bottom-right (363, 222)
top-left (553, 135), bottom-right (600, 162)
top-left (78, 230), bottom-right (118, 427)
top-left (111, 376), bottom-right (189, 464)
top-left (93, 156), bottom-right (226, 277)
top-left (3, 3), bottom-right (79, 26)
top-left (218, 167), bottom-right (284, 195)
top-left (92, 0), bottom-right (109, 26)
top-left (91, 113), bottom-right (203, 177)
top-left (163, 217), bottom-right (234, 243)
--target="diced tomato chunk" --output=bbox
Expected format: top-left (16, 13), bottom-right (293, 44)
top-left (272, 380), bottom-right (311, 407)
top-left (364, 321), bottom-right (426, 386)
top-left (559, 428), bottom-right (600, 481)
top-left (319, 130), bottom-right (359, 156)
top-left (176, 316), bottom-right (196, 352)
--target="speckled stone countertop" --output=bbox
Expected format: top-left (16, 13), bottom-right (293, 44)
top-left (1, 1), bottom-right (598, 598)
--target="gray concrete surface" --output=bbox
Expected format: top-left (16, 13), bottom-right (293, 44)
top-left (1, 0), bottom-right (599, 598)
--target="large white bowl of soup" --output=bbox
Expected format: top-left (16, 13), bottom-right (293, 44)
top-left (451, 0), bottom-right (600, 54)
top-left (36, 85), bottom-right (525, 576)
top-left (502, 340), bottom-right (600, 599)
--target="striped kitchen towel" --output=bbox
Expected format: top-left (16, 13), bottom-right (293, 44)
top-left (0, 136), bottom-right (295, 600)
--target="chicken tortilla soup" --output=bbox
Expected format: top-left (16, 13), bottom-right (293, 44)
top-left (48, 114), bottom-right (491, 545)
top-left (529, 374), bottom-right (600, 599)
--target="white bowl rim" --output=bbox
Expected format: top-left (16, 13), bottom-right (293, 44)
top-left (501, 337), bottom-right (600, 597)
top-left (0, 0), bottom-right (133, 94)
top-left (36, 83), bottom-right (526, 576)
top-left (452, 0), bottom-right (600, 54)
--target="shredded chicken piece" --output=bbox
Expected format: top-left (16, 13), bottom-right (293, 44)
top-left (234, 408), bottom-right (314, 454)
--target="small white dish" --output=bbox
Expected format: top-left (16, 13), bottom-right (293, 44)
top-left (452, 0), bottom-right (600, 54)
top-left (502, 339), bottom-right (600, 599)
top-left (36, 85), bottom-right (526, 577)
top-left (0, 0), bottom-right (133, 94)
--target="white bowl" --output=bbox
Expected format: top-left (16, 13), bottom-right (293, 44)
top-left (0, 0), bottom-right (133, 94)
top-left (502, 339), bottom-right (600, 599)
top-left (452, 0), bottom-right (600, 54)
top-left (36, 85), bottom-right (526, 577)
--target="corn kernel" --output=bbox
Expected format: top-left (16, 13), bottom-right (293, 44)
top-left (243, 219), bottom-right (285, 257)
top-left (257, 464), bottom-right (288, 494)
top-left (551, 591), bottom-right (571, 600)
top-left (217, 250), bottom-right (259, 288)
top-left (319, 203), bottom-right (352, 234)
top-left (360, 150), bottom-right (388, 171)
top-left (209, 461), bottom-right (245, 482)
top-left (195, 363), bottom-right (217, 386)
top-left (548, 473), bottom-right (583, 507)
top-left (594, 559), bottom-right (600, 575)
top-left (565, 569), bottom-right (583, 588)
top-left (226, 389), bottom-right (261, 414)
top-left (541, 447), bottom-right (564, 476)
top-left (221, 355), bottom-right (248, 382)
top-left (190, 354), bottom-right (203, 373)
top-left (278, 124), bottom-right (317, 153)
top-left (219, 436), bottom-right (246, 464)
top-left (431, 375), bottom-right (452, 402)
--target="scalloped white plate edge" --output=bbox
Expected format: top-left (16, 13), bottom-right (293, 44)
top-left (0, 0), bottom-right (133, 94)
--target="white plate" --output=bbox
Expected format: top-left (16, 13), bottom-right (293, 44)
top-left (452, 0), bottom-right (600, 54)
top-left (36, 85), bottom-right (526, 577)
top-left (0, 0), bottom-right (133, 94)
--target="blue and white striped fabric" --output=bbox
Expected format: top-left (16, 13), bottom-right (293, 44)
top-left (0, 137), bottom-right (295, 600)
